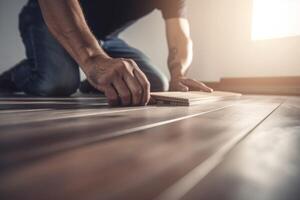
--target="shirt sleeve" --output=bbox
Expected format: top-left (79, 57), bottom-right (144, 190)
top-left (156, 0), bottom-right (187, 19)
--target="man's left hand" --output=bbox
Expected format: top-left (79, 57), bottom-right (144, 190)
top-left (169, 76), bottom-right (213, 92)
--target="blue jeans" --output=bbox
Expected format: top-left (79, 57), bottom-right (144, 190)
top-left (11, 1), bottom-right (168, 96)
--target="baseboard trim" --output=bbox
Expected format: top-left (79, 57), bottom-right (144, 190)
top-left (204, 76), bottom-right (300, 96)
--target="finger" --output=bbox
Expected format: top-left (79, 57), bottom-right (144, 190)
top-left (124, 75), bottom-right (143, 106)
top-left (149, 96), bottom-right (156, 105)
top-left (112, 79), bottom-right (131, 106)
top-left (122, 60), bottom-right (143, 106)
top-left (133, 69), bottom-right (150, 105)
top-left (104, 84), bottom-right (119, 106)
top-left (181, 79), bottom-right (213, 92)
top-left (127, 59), bottom-right (150, 105)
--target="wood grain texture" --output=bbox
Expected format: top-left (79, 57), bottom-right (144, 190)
top-left (0, 95), bottom-right (288, 200)
top-left (181, 97), bottom-right (300, 200)
top-left (0, 99), bottom-right (238, 168)
top-left (150, 91), bottom-right (241, 106)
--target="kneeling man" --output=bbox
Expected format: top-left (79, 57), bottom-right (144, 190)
top-left (0, 0), bottom-right (212, 106)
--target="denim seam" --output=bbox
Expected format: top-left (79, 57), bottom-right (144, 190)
top-left (16, 26), bottom-right (39, 90)
top-left (23, 26), bottom-right (41, 87)
top-left (28, 26), bottom-right (38, 72)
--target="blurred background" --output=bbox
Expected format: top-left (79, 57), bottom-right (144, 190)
top-left (0, 0), bottom-right (300, 82)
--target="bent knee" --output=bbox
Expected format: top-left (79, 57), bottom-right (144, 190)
top-left (33, 75), bottom-right (80, 97)
top-left (39, 82), bottom-right (78, 97)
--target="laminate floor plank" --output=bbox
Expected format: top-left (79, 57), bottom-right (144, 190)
top-left (0, 97), bottom-right (107, 102)
top-left (0, 102), bottom-right (108, 110)
top-left (0, 98), bottom-right (238, 169)
top-left (0, 97), bottom-right (282, 200)
top-left (180, 97), bottom-right (300, 200)
top-left (0, 108), bottom-right (53, 114)
top-left (0, 106), bottom-right (150, 126)
top-left (0, 95), bottom-right (107, 111)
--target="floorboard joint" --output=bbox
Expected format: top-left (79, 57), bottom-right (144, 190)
top-left (154, 100), bottom-right (284, 200)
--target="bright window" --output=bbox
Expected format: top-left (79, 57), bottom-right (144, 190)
top-left (252, 0), bottom-right (300, 40)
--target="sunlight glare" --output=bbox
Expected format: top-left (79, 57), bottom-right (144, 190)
top-left (252, 0), bottom-right (300, 40)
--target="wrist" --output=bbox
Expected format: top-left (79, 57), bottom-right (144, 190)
top-left (170, 67), bottom-right (184, 80)
top-left (82, 54), bottom-right (111, 74)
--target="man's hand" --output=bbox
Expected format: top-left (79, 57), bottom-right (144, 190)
top-left (38, 0), bottom-right (151, 107)
top-left (165, 18), bottom-right (213, 94)
top-left (170, 76), bottom-right (213, 92)
top-left (85, 56), bottom-right (150, 106)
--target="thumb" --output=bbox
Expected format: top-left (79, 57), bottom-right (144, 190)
top-left (177, 82), bottom-right (189, 92)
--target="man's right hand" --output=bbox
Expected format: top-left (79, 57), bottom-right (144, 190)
top-left (37, 0), bottom-right (150, 106)
top-left (84, 56), bottom-right (150, 106)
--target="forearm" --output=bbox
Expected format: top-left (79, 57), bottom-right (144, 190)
top-left (165, 19), bottom-right (212, 92)
top-left (167, 36), bottom-right (193, 78)
top-left (166, 18), bottom-right (193, 78)
top-left (38, 0), bottom-right (110, 73)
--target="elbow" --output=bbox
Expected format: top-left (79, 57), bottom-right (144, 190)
top-left (185, 36), bottom-right (193, 48)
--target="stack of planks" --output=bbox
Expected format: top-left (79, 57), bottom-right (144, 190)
top-left (151, 91), bottom-right (241, 106)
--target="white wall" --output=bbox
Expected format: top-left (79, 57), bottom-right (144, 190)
top-left (1, 0), bottom-right (300, 81)
top-left (122, 0), bottom-right (300, 81)
top-left (0, 0), bottom-right (27, 72)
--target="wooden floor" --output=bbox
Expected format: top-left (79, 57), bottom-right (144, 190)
top-left (0, 94), bottom-right (300, 200)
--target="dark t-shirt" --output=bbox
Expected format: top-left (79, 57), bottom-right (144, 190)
top-left (79, 0), bottom-right (187, 39)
